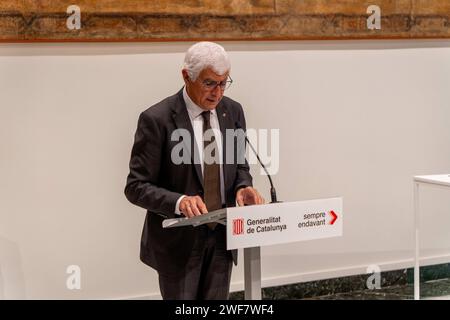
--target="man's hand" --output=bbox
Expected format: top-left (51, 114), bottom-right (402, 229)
top-left (236, 187), bottom-right (265, 206)
top-left (179, 196), bottom-right (208, 218)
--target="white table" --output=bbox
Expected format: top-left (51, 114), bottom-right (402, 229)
top-left (413, 174), bottom-right (450, 300)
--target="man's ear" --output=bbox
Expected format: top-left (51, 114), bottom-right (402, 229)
top-left (182, 69), bottom-right (190, 83)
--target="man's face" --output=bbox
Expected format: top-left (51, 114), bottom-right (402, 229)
top-left (183, 68), bottom-right (229, 110)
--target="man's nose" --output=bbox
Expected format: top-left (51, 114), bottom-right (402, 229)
top-left (210, 85), bottom-right (222, 96)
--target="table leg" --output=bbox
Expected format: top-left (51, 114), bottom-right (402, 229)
top-left (244, 247), bottom-right (262, 300)
top-left (414, 182), bottom-right (420, 300)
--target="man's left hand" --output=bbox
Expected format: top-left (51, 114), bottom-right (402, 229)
top-left (236, 186), bottom-right (265, 206)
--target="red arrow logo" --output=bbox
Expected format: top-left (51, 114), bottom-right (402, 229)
top-left (329, 211), bottom-right (338, 225)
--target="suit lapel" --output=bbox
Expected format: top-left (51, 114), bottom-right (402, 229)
top-left (216, 102), bottom-right (235, 190)
top-left (171, 89), bottom-right (204, 189)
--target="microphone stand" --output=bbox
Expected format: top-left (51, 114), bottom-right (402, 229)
top-left (244, 136), bottom-right (280, 204)
top-left (235, 120), bottom-right (280, 204)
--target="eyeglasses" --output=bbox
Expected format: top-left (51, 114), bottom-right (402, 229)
top-left (201, 76), bottom-right (233, 91)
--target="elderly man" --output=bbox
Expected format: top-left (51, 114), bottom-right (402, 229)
top-left (125, 42), bottom-right (264, 300)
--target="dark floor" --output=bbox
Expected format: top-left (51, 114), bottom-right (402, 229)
top-left (229, 266), bottom-right (450, 300)
top-left (310, 278), bottom-right (450, 300)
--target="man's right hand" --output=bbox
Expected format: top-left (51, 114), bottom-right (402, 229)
top-left (179, 196), bottom-right (208, 218)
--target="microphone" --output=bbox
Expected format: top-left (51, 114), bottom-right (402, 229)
top-left (235, 121), bottom-right (279, 203)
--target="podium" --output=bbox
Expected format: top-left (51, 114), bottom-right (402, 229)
top-left (163, 198), bottom-right (343, 300)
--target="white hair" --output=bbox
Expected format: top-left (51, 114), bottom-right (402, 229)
top-left (183, 42), bottom-right (231, 81)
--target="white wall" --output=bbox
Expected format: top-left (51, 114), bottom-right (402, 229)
top-left (1, 40), bottom-right (450, 299)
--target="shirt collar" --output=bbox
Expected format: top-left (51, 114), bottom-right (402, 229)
top-left (183, 87), bottom-right (216, 120)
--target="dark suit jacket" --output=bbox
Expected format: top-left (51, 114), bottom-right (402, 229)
top-left (124, 89), bottom-right (253, 275)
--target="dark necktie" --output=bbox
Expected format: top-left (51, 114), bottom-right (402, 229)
top-left (201, 111), bottom-right (221, 229)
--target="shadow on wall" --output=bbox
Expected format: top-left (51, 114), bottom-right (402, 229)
top-left (0, 235), bottom-right (26, 299)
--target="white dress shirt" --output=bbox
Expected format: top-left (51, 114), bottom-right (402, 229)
top-left (174, 87), bottom-right (225, 215)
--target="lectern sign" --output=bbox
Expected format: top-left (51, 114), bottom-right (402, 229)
top-left (226, 198), bottom-right (343, 250)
